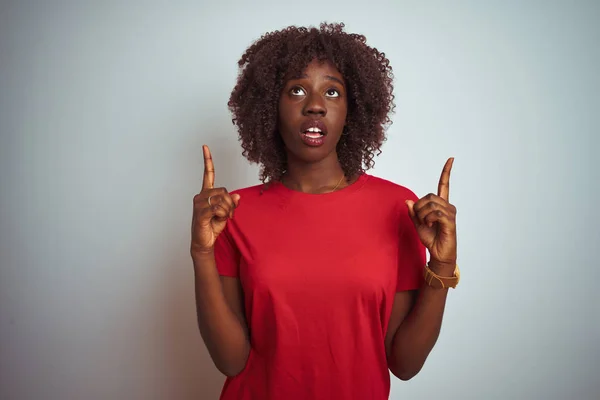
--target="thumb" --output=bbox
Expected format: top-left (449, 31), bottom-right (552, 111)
top-left (405, 200), bottom-right (420, 227)
top-left (232, 193), bottom-right (241, 208)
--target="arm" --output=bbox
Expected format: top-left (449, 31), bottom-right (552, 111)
top-left (191, 145), bottom-right (250, 377)
top-left (386, 158), bottom-right (458, 380)
top-left (385, 261), bottom-right (453, 380)
top-left (193, 253), bottom-right (250, 377)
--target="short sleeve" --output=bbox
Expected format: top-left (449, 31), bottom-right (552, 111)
top-left (396, 195), bottom-right (427, 292)
top-left (214, 224), bottom-right (241, 277)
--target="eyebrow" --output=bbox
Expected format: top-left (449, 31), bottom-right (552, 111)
top-left (295, 74), bottom-right (346, 87)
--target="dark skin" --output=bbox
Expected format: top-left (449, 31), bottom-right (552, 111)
top-left (190, 146), bottom-right (248, 377)
top-left (386, 158), bottom-right (457, 380)
top-left (191, 60), bottom-right (457, 379)
top-left (277, 60), bottom-right (350, 193)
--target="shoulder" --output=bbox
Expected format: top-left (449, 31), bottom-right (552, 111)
top-left (362, 174), bottom-right (419, 202)
top-left (229, 183), bottom-right (265, 198)
top-left (359, 174), bottom-right (420, 225)
top-left (227, 181), bottom-right (282, 211)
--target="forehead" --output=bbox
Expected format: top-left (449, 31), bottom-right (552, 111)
top-left (303, 59), bottom-right (342, 77)
top-left (287, 58), bottom-right (345, 83)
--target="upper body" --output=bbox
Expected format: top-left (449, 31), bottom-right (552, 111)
top-left (190, 22), bottom-right (459, 400)
top-left (214, 175), bottom-right (425, 399)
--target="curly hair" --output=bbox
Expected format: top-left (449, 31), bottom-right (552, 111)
top-left (228, 22), bottom-right (395, 183)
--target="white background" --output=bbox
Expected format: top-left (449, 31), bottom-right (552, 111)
top-left (1, 1), bottom-right (598, 399)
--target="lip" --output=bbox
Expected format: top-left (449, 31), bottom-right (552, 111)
top-left (298, 131), bottom-right (325, 147)
top-left (299, 119), bottom-right (328, 135)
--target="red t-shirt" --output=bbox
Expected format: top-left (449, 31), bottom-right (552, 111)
top-left (214, 174), bottom-right (426, 400)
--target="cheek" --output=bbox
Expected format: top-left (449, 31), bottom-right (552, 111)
top-left (277, 116), bottom-right (297, 147)
top-left (332, 106), bottom-right (348, 128)
top-left (277, 118), bottom-right (295, 138)
top-left (278, 102), bottom-right (298, 132)
top-left (277, 112), bottom-right (289, 135)
top-left (333, 99), bottom-right (348, 117)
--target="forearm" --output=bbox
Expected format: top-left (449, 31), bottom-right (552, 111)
top-left (193, 255), bottom-right (250, 376)
top-left (390, 262), bottom-right (454, 380)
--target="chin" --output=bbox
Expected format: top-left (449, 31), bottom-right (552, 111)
top-left (288, 145), bottom-right (338, 164)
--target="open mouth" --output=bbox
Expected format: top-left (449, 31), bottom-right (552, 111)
top-left (299, 120), bottom-right (327, 147)
top-left (302, 127), bottom-right (325, 138)
top-left (299, 127), bottom-right (326, 147)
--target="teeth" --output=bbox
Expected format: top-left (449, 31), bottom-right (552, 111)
top-left (307, 127), bottom-right (322, 133)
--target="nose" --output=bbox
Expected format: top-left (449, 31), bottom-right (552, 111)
top-left (303, 92), bottom-right (327, 117)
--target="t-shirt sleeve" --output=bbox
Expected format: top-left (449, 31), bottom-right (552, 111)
top-left (213, 224), bottom-right (241, 277)
top-left (396, 192), bottom-right (427, 292)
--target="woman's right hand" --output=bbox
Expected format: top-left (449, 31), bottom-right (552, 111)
top-left (190, 145), bottom-right (240, 259)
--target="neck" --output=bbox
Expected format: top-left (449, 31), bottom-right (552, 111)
top-left (282, 152), bottom-right (346, 194)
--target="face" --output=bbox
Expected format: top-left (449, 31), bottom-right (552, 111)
top-left (278, 59), bottom-right (348, 165)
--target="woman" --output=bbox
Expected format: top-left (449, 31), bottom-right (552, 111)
top-left (190, 23), bottom-right (459, 400)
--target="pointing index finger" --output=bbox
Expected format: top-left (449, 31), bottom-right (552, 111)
top-left (202, 145), bottom-right (215, 190)
top-left (437, 157), bottom-right (454, 201)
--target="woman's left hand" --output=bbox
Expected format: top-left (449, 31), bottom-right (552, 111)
top-left (405, 158), bottom-right (457, 271)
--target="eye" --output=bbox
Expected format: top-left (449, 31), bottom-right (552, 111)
top-left (325, 88), bottom-right (340, 98)
top-left (290, 86), bottom-right (306, 96)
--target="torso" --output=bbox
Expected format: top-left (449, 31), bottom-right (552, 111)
top-left (214, 174), bottom-right (425, 400)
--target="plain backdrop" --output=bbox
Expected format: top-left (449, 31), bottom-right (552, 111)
top-left (1, 1), bottom-right (598, 399)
